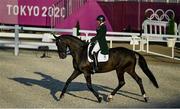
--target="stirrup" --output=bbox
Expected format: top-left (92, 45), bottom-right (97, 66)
top-left (92, 66), bottom-right (98, 74)
top-left (92, 52), bottom-right (98, 73)
top-left (92, 64), bottom-right (98, 73)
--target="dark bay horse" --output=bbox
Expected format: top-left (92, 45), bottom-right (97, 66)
top-left (53, 34), bottom-right (159, 103)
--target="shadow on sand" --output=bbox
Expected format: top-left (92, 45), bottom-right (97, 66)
top-left (9, 72), bottom-right (144, 102)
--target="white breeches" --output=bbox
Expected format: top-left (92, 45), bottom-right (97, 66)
top-left (91, 42), bottom-right (100, 54)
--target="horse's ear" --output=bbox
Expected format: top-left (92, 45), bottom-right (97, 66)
top-left (51, 32), bottom-right (59, 39)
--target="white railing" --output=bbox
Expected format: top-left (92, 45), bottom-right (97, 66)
top-left (0, 25), bottom-right (73, 56)
top-left (141, 34), bottom-right (180, 60)
top-left (79, 29), bottom-right (141, 49)
top-left (0, 25), bottom-right (141, 56)
top-left (75, 29), bottom-right (141, 51)
top-left (141, 8), bottom-right (180, 60)
top-left (0, 25), bottom-right (180, 60)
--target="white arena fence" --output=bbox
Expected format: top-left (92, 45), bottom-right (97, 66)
top-left (0, 25), bottom-right (73, 56)
top-left (0, 25), bottom-right (141, 56)
top-left (0, 25), bottom-right (180, 60)
top-left (141, 8), bottom-right (180, 60)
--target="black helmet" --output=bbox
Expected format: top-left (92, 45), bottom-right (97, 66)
top-left (96, 15), bottom-right (105, 23)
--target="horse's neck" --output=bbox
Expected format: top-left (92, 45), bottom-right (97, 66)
top-left (64, 36), bottom-right (85, 59)
top-left (65, 37), bottom-right (83, 51)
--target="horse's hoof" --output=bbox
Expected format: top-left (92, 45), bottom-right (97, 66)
top-left (59, 94), bottom-right (65, 99)
top-left (57, 98), bottom-right (60, 101)
top-left (144, 96), bottom-right (149, 102)
top-left (107, 95), bottom-right (113, 102)
top-left (98, 97), bottom-right (102, 103)
top-left (143, 94), bottom-right (149, 102)
top-left (144, 98), bottom-right (148, 102)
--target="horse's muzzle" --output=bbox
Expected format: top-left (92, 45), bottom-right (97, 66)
top-left (59, 52), bottom-right (67, 59)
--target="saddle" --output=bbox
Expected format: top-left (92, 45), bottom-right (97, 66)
top-left (87, 43), bottom-right (109, 63)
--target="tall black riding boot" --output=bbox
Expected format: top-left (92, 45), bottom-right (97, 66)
top-left (92, 52), bottom-right (98, 73)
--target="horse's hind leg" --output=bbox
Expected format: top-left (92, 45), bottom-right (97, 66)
top-left (129, 71), bottom-right (148, 102)
top-left (107, 69), bottom-right (125, 102)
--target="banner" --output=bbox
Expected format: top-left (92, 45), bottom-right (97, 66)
top-left (0, 0), bottom-right (84, 26)
top-left (1, 1), bottom-right (179, 31)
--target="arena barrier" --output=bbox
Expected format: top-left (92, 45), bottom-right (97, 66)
top-left (0, 24), bottom-right (180, 60)
top-left (0, 25), bottom-right (73, 55)
top-left (78, 29), bottom-right (141, 49)
top-left (141, 8), bottom-right (180, 60)
top-left (0, 25), bottom-right (141, 56)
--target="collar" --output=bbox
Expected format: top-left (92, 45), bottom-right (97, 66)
top-left (100, 22), bottom-right (105, 26)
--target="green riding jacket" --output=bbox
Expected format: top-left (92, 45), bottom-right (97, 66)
top-left (91, 23), bottom-right (109, 55)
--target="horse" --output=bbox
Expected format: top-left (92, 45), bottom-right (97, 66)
top-left (52, 34), bottom-right (159, 103)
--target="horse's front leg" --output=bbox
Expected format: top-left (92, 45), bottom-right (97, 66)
top-left (84, 74), bottom-right (102, 103)
top-left (60, 70), bottom-right (81, 100)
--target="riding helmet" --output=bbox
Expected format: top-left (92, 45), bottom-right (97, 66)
top-left (96, 15), bottom-right (105, 23)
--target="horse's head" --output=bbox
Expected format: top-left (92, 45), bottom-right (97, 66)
top-left (52, 33), bottom-right (68, 59)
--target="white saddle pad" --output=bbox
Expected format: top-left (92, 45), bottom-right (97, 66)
top-left (87, 43), bottom-right (109, 63)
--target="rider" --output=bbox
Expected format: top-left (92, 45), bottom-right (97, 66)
top-left (90, 15), bottom-right (109, 73)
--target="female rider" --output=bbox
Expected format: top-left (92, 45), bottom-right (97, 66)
top-left (90, 15), bottom-right (109, 73)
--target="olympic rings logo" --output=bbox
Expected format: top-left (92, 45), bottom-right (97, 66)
top-left (145, 8), bottom-right (175, 21)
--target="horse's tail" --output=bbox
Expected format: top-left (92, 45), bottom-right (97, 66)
top-left (135, 52), bottom-right (159, 88)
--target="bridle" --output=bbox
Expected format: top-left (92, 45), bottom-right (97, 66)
top-left (55, 38), bottom-right (70, 55)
